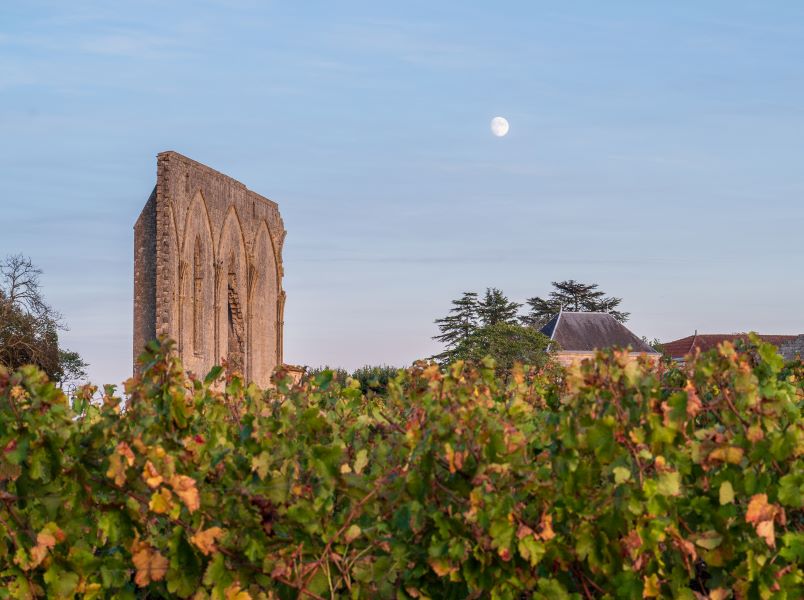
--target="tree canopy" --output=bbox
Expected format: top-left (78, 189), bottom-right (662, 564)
top-left (433, 289), bottom-right (538, 365)
top-left (0, 254), bottom-right (87, 389)
top-left (477, 288), bottom-right (521, 327)
top-left (432, 292), bottom-right (478, 351)
top-left (449, 322), bottom-right (551, 371)
top-left (521, 280), bottom-right (629, 329)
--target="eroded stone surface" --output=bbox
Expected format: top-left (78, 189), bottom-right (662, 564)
top-left (134, 151), bottom-right (285, 386)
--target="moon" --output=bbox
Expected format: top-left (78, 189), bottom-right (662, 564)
top-left (490, 116), bottom-right (509, 137)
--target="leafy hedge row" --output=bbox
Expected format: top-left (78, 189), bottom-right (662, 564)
top-left (0, 337), bottom-right (801, 598)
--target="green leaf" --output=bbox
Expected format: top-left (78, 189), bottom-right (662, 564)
top-left (44, 567), bottom-right (79, 598)
top-left (536, 579), bottom-right (570, 599)
top-left (489, 519), bottom-right (515, 553)
top-left (778, 472), bottom-right (802, 508)
top-left (779, 532), bottom-right (804, 562)
top-left (204, 365), bottom-right (224, 385)
top-left (202, 553), bottom-right (231, 589)
top-left (517, 536), bottom-right (545, 567)
top-left (695, 531), bottom-right (723, 550)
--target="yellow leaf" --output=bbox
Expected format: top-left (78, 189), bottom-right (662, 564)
top-left (428, 557), bottom-right (456, 577)
top-left (709, 589), bottom-right (730, 600)
top-left (169, 474), bottom-right (200, 513)
top-left (131, 539), bottom-right (168, 587)
top-left (29, 544), bottom-right (49, 569)
top-left (142, 461), bottom-right (164, 488)
top-left (190, 526), bottom-right (224, 556)
top-left (719, 481), bottom-right (734, 505)
top-left (445, 443), bottom-right (463, 474)
top-left (149, 488), bottom-right (173, 514)
top-left (224, 583), bottom-right (251, 600)
top-left (642, 574), bottom-right (660, 597)
top-left (353, 449), bottom-right (369, 474)
top-left (344, 524), bottom-right (361, 543)
top-left (746, 425), bottom-right (764, 442)
top-left (745, 494), bottom-right (777, 524)
top-left (131, 437), bottom-right (147, 454)
top-left (537, 513), bottom-right (555, 541)
top-left (708, 446), bottom-right (744, 465)
top-left (106, 442), bottom-right (136, 487)
top-left (117, 442), bottom-right (135, 466)
top-left (613, 466), bottom-right (631, 484)
top-left (339, 463), bottom-right (352, 474)
top-left (106, 454), bottom-right (127, 487)
top-left (251, 452), bottom-right (270, 480)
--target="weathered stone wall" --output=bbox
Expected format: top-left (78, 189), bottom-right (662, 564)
top-left (133, 151), bottom-right (286, 387)
top-left (133, 188), bottom-right (157, 362)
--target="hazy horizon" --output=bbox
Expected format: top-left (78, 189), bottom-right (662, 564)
top-left (2, 1), bottom-right (803, 386)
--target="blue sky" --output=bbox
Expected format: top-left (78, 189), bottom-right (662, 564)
top-left (2, 1), bottom-right (803, 385)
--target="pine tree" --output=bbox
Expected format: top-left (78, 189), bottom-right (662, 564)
top-left (433, 292), bottom-right (479, 350)
top-left (521, 280), bottom-right (628, 329)
top-left (477, 288), bottom-right (521, 326)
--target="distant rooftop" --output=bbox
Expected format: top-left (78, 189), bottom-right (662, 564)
top-left (540, 312), bottom-right (659, 354)
top-left (663, 333), bottom-right (801, 359)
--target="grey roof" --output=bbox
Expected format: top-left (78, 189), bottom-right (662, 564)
top-left (540, 312), bottom-right (659, 354)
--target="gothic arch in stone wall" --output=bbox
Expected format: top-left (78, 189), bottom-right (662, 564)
top-left (249, 220), bottom-right (280, 386)
top-left (217, 205), bottom-right (249, 377)
top-left (180, 191), bottom-right (215, 376)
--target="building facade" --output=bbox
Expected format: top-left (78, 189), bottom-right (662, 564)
top-left (540, 311), bottom-right (661, 366)
top-left (134, 151), bottom-right (286, 387)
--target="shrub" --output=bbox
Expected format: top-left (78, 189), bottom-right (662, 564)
top-left (0, 337), bottom-right (801, 598)
top-left (305, 365), bottom-right (400, 396)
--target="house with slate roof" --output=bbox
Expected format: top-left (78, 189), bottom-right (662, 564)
top-left (663, 332), bottom-right (802, 363)
top-left (539, 311), bottom-right (660, 366)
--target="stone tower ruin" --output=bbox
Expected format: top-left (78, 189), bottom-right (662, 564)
top-left (133, 151), bottom-right (286, 386)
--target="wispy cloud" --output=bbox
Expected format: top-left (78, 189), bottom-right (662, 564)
top-left (79, 31), bottom-right (185, 59)
top-left (330, 18), bottom-right (500, 69)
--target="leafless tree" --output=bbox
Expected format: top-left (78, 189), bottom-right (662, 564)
top-left (0, 254), bottom-right (87, 387)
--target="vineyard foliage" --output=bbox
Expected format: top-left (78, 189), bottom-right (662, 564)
top-left (0, 337), bottom-right (802, 599)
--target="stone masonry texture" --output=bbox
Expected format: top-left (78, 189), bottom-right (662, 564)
top-left (134, 151), bottom-right (286, 387)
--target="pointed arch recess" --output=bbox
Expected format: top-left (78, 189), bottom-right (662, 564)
top-left (249, 220), bottom-right (280, 387)
top-left (180, 191), bottom-right (215, 375)
top-left (217, 206), bottom-right (249, 377)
